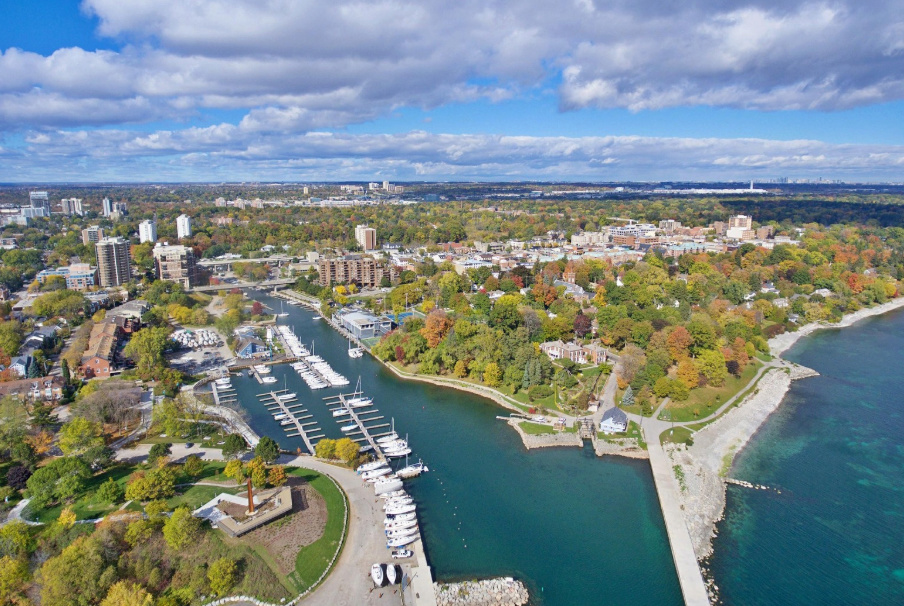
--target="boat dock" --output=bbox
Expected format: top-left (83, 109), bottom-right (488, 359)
top-left (325, 390), bottom-right (392, 460)
top-left (258, 390), bottom-right (323, 455)
top-left (211, 381), bottom-right (238, 407)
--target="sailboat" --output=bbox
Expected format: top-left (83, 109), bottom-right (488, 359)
top-left (276, 301), bottom-right (289, 317)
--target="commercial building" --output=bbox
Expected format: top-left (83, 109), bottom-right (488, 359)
top-left (333, 309), bottom-right (393, 340)
top-left (95, 237), bottom-right (132, 287)
top-left (355, 225), bottom-right (377, 251)
top-left (81, 225), bottom-right (105, 245)
top-left (153, 242), bottom-right (197, 288)
top-left (138, 219), bottom-right (158, 243)
top-left (35, 263), bottom-right (98, 291)
top-left (61, 198), bottom-right (83, 216)
top-left (176, 214), bottom-right (192, 239)
top-left (317, 255), bottom-right (392, 287)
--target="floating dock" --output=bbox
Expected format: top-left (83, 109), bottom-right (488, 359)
top-left (257, 390), bottom-right (322, 455)
top-left (325, 390), bottom-right (392, 460)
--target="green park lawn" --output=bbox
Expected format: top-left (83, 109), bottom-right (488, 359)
top-left (518, 421), bottom-right (554, 435)
top-left (662, 360), bottom-right (762, 423)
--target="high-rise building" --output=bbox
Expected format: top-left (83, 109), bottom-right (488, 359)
top-left (726, 215), bottom-right (755, 241)
top-left (138, 219), bottom-right (157, 243)
top-left (29, 191), bottom-right (50, 215)
top-left (355, 225), bottom-right (377, 251)
top-left (318, 255), bottom-right (392, 287)
top-left (176, 214), bottom-right (192, 239)
top-left (728, 215), bottom-right (753, 230)
top-left (382, 180), bottom-right (390, 191)
top-left (61, 198), bottom-right (83, 216)
top-left (102, 197), bottom-right (113, 217)
top-left (81, 226), bottom-right (104, 245)
top-left (153, 242), bottom-right (197, 289)
top-left (95, 237), bottom-right (132, 287)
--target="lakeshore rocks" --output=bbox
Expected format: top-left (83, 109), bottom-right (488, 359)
top-left (592, 436), bottom-right (649, 459)
top-left (669, 362), bottom-right (818, 559)
top-left (509, 420), bottom-right (583, 449)
top-left (434, 578), bottom-right (529, 606)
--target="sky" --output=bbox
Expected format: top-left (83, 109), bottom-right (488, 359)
top-left (2, 0), bottom-right (904, 183)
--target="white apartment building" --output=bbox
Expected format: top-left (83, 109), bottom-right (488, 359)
top-left (176, 214), bottom-right (192, 239)
top-left (138, 219), bottom-right (157, 243)
top-left (355, 225), bottom-right (377, 251)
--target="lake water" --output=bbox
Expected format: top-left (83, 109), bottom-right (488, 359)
top-left (228, 292), bottom-right (682, 605)
top-left (710, 310), bottom-right (904, 605)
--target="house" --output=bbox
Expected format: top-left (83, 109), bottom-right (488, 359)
top-left (599, 407), bottom-right (628, 434)
top-left (581, 343), bottom-right (610, 365)
top-left (8, 355), bottom-right (32, 378)
top-left (80, 320), bottom-right (122, 379)
top-left (0, 376), bottom-right (65, 402)
top-left (234, 336), bottom-right (270, 359)
top-left (540, 340), bottom-right (587, 363)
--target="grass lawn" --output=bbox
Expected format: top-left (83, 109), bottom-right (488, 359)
top-left (26, 464), bottom-right (134, 524)
top-left (286, 468), bottom-right (348, 594)
top-left (597, 420), bottom-right (647, 449)
top-left (167, 484), bottom-right (236, 510)
top-left (661, 360), bottom-right (762, 423)
top-left (660, 426), bottom-right (695, 446)
top-left (518, 421), bottom-right (554, 435)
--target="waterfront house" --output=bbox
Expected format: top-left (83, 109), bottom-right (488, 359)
top-left (234, 336), bottom-right (270, 359)
top-left (540, 340), bottom-right (587, 363)
top-left (334, 309), bottom-right (393, 340)
top-left (599, 407), bottom-right (628, 434)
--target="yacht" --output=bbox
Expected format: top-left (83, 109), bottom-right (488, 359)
top-left (273, 413), bottom-right (287, 420)
top-left (261, 376), bottom-right (277, 384)
top-left (386, 564), bottom-right (400, 585)
top-left (340, 423), bottom-right (358, 433)
top-left (278, 392), bottom-right (297, 400)
top-left (348, 337), bottom-right (364, 358)
top-left (332, 408), bottom-right (351, 417)
top-left (378, 489), bottom-right (407, 500)
top-left (371, 563), bottom-right (385, 587)
top-left (384, 503), bottom-right (417, 516)
top-left (280, 419), bottom-right (294, 426)
top-left (376, 433), bottom-right (399, 445)
top-left (357, 460), bottom-right (388, 473)
top-left (384, 447), bottom-right (412, 458)
top-left (361, 467), bottom-right (392, 481)
top-left (383, 497), bottom-right (413, 510)
top-left (385, 512), bottom-right (417, 523)
top-left (386, 534), bottom-right (418, 548)
top-left (214, 377), bottom-right (231, 387)
top-left (397, 460), bottom-right (429, 479)
top-left (374, 478), bottom-right (404, 495)
top-left (254, 365), bottom-right (271, 374)
top-left (386, 527), bottom-right (418, 539)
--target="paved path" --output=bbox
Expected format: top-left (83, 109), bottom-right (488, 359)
top-left (645, 435), bottom-right (711, 606)
top-left (1, 499), bottom-right (39, 527)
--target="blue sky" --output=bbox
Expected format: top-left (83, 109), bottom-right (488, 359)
top-left (2, 0), bottom-right (904, 182)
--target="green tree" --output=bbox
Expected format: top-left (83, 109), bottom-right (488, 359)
top-left (60, 357), bottom-right (71, 386)
top-left (221, 433), bottom-right (246, 459)
top-left (39, 535), bottom-right (113, 606)
top-left (314, 438), bottom-right (337, 459)
top-left (26, 456), bottom-right (92, 507)
top-left (58, 417), bottom-right (104, 456)
top-left (697, 349), bottom-right (728, 387)
top-left (621, 385), bottom-right (635, 407)
top-left (124, 467), bottom-right (176, 501)
top-left (0, 396), bottom-right (28, 454)
top-left (96, 477), bottom-right (124, 504)
top-left (148, 442), bottom-right (172, 465)
top-left (123, 326), bottom-right (172, 376)
top-left (162, 506), bottom-right (201, 550)
top-left (208, 557), bottom-right (238, 597)
top-left (0, 555), bottom-right (29, 604)
top-left (254, 436), bottom-right (280, 464)
top-left (224, 459), bottom-right (246, 484)
top-left (182, 455), bottom-right (204, 478)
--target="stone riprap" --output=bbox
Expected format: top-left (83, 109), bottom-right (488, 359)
top-left (508, 420), bottom-right (583, 449)
top-left (434, 578), bottom-right (529, 606)
top-left (592, 435), bottom-right (649, 459)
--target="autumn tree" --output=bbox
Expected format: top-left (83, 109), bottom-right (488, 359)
top-left (268, 465), bottom-right (287, 487)
top-left (314, 438), bottom-right (337, 459)
top-left (666, 326), bottom-right (693, 361)
top-left (335, 438), bottom-right (360, 465)
top-left (419, 310), bottom-right (453, 348)
top-left (39, 535), bottom-right (113, 606)
top-left (100, 581), bottom-right (154, 606)
top-left (0, 555), bottom-right (29, 604)
top-left (58, 417), bottom-right (104, 456)
top-left (162, 506), bottom-right (201, 550)
top-left (697, 349), bottom-right (728, 387)
top-left (676, 358), bottom-right (700, 389)
top-left (208, 558), bottom-right (238, 596)
top-left (483, 362), bottom-right (502, 387)
top-left (224, 459), bottom-right (245, 483)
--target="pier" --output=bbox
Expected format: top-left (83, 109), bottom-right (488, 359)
top-left (258, 390), bottom-right (322, 455)
top-left (325, 391), bottom-right (391, 460)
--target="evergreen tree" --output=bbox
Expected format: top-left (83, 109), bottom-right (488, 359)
top-left (521, 364), bottom-right (531, 391)
top-left (26, 359), bottom-right (41, 379)
top-left (60, 359), bottom-right (71, 386)
top-left (621, 385), bottom-right (634, 408)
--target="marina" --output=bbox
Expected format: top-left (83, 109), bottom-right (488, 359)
top-left (257, 389), bottom-right (323, 455)
top-left (324, 388), bottom-right (394, 459)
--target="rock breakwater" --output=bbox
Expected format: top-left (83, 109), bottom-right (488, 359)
top-left (508, 420), bottom-right (583, 449)
top-left (434, 578), bottom-right (529, 606)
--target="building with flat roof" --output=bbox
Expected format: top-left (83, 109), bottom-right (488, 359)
top-left (29, 191), bottom-right (50, 215)
top-left (334, 309), bottom-right (393, 339)
top-left (176, 214), bottom-right (192, 239)
top-left (82, 225), bottom-right (104, 245)
top-left (138, 219), bottom-right (157, 243)
top-left (35, 263), bottom-right (98, 291)
top-left (153, 242), bottom-right (197, 288)
top-left (355, 225), bottom-right (377, 251)
top-left (96, 237), bottom-right (132, 287)
top-left (61, 198), bottom-right (83, 216)
top-left (317, 255), bottom-right (392, 287)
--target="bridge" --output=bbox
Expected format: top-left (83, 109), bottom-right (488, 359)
top-left (198, 255), bottom-right (316, 272)
top-left (188, 278), bottom-right (296, 292)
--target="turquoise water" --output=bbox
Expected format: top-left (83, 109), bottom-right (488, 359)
top-left (710, 310), bottom-right (904, 605)
top-left (230, 292), bottom-right (682, 605)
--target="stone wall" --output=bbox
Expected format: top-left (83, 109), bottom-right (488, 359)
top-left (435, 578), bottom-right (529, 606)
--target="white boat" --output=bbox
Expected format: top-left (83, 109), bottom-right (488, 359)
top-left (371, 563), bottom-right (385, 587)
top-left (347, 397), bottom-right (373, 408)
top-left (386, 563), bottom-right (400, 585)
top-left (384, 503), bottom-right (417, 515)
top-left (384, 448), bottom-right (412, 459)
top-left (386, 527), bottom-right (418, 539)
top-left (280, 419), bottom-right (294, 426)
top-left (359, 444), bottom-right (373, 453)
top-left (383, 497), bottom-right (413, 510)
top-left (332, 408), bottom-right (350, 417)
top-left (357, 460), bottom-right (388, 473)
top-left (376, 433), bottom-right (399, 445)
top-left (278, 393), bottom-right (297, 400)
top-left (391, 549), bottom-right (412, 559)
top-left (397, 460), bottom-right (429, 479)
top-left (214, 378), bottom-right (231, 386)
top-left (261, 376), bottom-right (277, 384)
top-left (374, 478), bottom-right (404, 495)
top-left (341, 424), bottom-right (358, 433)
top-left (385, 512), bottom-right (417, 524)
top-left (384, 519), bottom-right (418, 531)
top-left (361, 467), bottom-right (392, 481)
top-left (254, 365), bottom-right (271, 374)
top-left (378, 489), bottom-right (407, 500)
top-left (386, 534), bottom-right (418, 548)
top-left (273, 413), bottom-right (287, 420)
top-left (367, 473), bottom-right (398, 484)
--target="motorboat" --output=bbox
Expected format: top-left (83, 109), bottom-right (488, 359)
top-left (254, 365), bottom-right (271, 374)
top-left (340, 424), bottom-right (358, 433)
top-left (371, 563), bottom-right (385, 587)
top-left (397, 460), bottom-right (429, 479)
top-left (374, 478), bottom-right (404, 495)
top-left (278, 393), bottom-right (297, 400)
top-left (391, 549), bottom-right (412, 559)
top-left (378, 489), bottom-right (407, 500)
top-left (386, 534), bottom-right (418, 548)
top-left (384, 503), bottom-right (417, 516)
top-left (261, 376), bottom-right (277, 384)
top-left (273, 413), bottom-right (287, 420)
top-left (357, 460), bottom-right (389, 473)
top-left (214, 378), bottom-right (231, 386)
top-left (361, 467), bottom-right (392, 481)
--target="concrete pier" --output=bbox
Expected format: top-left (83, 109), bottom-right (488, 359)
top-left (646, 434), bottom-right (711, 606)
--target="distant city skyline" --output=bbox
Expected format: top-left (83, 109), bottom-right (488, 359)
top-left (2, 0), bottom-right (904, 182)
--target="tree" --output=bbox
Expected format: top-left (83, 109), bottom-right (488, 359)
top-left (162, 506), bottom-right (200, 550)
top-left (419, 310), bottom-right (453, 348)
top-left (0, 556), bottom-right (29, 604)
top-left (0, 521), bottom-right (33, 556)
top-left (697, 349), bottom-right (728, 387)
top-left (61, 358), bottom-right (71, 386)
top-left (97, 477), bottom-right (124, 504)
top-left (666, 326), bottom-right (693, 361)
top-left (335, 438), bottom-right (359, 465)
top-left (125, 467), bottom-right (176, 501)
top-left (221, 433), bottom-right (246, 459)
top-left (268, 465), bottom-right (287, 487)
top-left (58, 417), bottom-right (104, 456)
top-left (246, 457), bottom-right (268, 488)
top-left (148, 442), bottom-right (172, 466)
top-left (123, 326), bottom-right (172, 376)
top-left (453, 360), bottom-right (468, 378)
top-left (573, 312), bottom-right (592, 338)
top-left (208, 557), bottom-right (238, 597)
top-left (26, 456), bottom-right (92, 507)
top-left (314, 438), bottom-right (336, 459)
top-left (0, 396), bottom-right (27, 454)
top-left (6, 465), bottom-right (31, 490)
top-left (654, 377), bottom-right (673, 399)
top-left (676, 358), bottom-right (700, 389)
top-left (255, 436), bottom-right (280, 464)
top-left (39, 536), bottom-right (112, 606)
top-left (57, 507), bottom-right (77, 528)
top-left (621, 385), bottom-right (634, 407)
top-left (100, 581), bottom-right (154, 606)
top-left (182, 454), bottom-right (204, 478)
top-left (224, 459), bottom-right (245, 483)
top-left (483, 362), bottom-right (502, 387)
top-left (251, 301), bottom-right (264, 316)
top-left (81, 445), bottom-right (115, 469)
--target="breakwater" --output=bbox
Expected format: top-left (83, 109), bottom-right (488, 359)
top-left (434, 579), bottom-right (529, 606)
